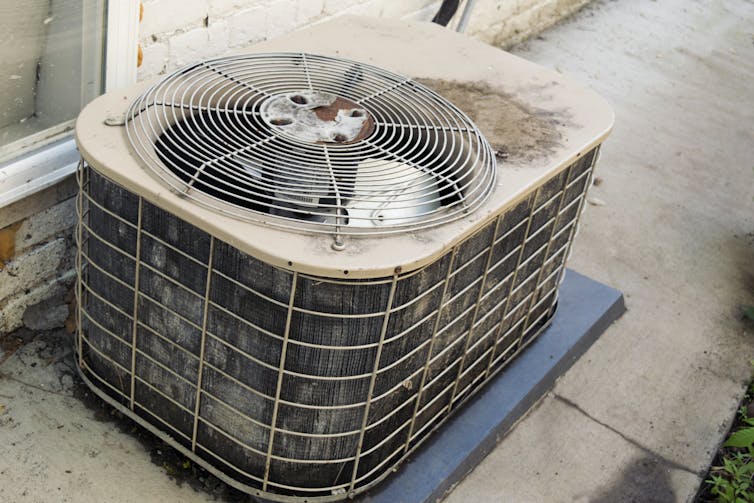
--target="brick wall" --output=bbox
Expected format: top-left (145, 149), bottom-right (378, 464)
top-left (0, 179), bottom-right (77, 334)
top-left (0, 0), bottom-right (592, 335)
top-left (137, 0), bottom-right (591, 81)
top-left (138, 0), bottom-right (442, 80)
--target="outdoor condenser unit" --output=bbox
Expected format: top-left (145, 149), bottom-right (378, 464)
top-left (74, 17), bottom-right (612, 501)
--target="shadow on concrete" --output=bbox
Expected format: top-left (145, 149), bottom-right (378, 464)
top-left (590, 455), bottom-right (677, 503)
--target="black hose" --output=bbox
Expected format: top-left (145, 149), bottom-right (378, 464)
top-left (432, 0), bottom-right (460, 26)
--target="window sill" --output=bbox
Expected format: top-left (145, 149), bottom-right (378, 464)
top-left (0, 137), bottom-right (79, 210)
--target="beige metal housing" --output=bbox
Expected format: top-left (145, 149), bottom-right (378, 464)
top-left (75, 15), bottom-right (613, 279)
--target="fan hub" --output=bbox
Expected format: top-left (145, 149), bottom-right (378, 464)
top-left (260, 90), bottom-right (374, 144)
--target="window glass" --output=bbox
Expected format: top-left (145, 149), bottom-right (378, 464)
top-left (0, 0), bottom-right (105, 162)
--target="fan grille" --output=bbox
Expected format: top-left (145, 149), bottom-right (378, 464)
top-left (125, 53), bottom-right (496, 237)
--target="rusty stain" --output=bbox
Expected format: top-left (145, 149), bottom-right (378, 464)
top-left (312, 96), bottom-right (375, 143)
top-left (0, 222), bottom-right (22, 270)
top-left (261, 91), bottom-right (371, 144)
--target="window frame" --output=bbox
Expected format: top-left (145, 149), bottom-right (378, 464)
top-left (0, 0), bottom-right (140, 209)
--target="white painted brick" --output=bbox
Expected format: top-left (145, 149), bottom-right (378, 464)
top-left (14, 197), bottom-right (75, 255)
top-left (139, 41), bottom-right (170, 79)
top-left (209, 0), bottom-right (252, 18)
top-left (170, 28), bottom-right (206, 67)
top-left (323, 0), bottom-right (364, 15)
top-left (296, 0), bottom-right (325, 24)
top-left (378, 0), bottom-right (434, 18)
top-left (163, 20), bottom-right (230, 72)
top-left (0, 270), bottom-right (73, 334)
top-left (208, 19), bottom-right (231, 55)
top-left (229, 6), bottom-right (268, 47)
top-left (339, 0), bottom-right (389, 17)
top-left (141, 0), bottom-right (209, 37)
top-left (400, 1), bottom-right (441, 22)
top-left (0, 238), bottom-right (68, 302)
top-left (266, 0), bottom-right (300, 38)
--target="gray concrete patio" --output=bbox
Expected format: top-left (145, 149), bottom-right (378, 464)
top-left (1, 0), bottom-right (753, 502)
top-left (447, 0), bottom-right (754, 501)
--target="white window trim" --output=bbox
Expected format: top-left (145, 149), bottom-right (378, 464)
top-left (105, 0), bottom-right (141, 92)
top-left (0, 0), bottom-right (140, 210)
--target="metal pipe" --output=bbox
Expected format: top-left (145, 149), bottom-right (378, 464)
top-left (456, 0), bottom-right (478, 32)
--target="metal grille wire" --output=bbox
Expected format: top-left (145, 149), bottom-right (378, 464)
top-left (75, 148), bottom-right (598, 501)
top-left (125, 53), bottom-right (496, 238)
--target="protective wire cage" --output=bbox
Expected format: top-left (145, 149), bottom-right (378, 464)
top-left (125, 53), bottom-right (496, 241)
top-left (75, 146), bottom-right (598, 501)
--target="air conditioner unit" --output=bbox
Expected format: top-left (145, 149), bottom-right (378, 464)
top-left (74, 17), bottom-right (612, 502)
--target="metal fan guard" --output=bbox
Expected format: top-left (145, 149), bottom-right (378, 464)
top-left (125, 53), bottom-right (496, 239)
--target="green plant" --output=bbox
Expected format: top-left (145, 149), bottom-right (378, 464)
top-left (705, 365), bottom-right (754, 502)
top-left (707, 451), bottom-right (754, 502)
top-left (706, 431), bottom-right (754, 502)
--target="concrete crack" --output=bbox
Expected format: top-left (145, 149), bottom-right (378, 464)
top-left (553, 393), bottom-right (702, 477)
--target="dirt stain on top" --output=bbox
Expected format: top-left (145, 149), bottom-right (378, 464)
top-left (416, 78), bottom-right (567, 164)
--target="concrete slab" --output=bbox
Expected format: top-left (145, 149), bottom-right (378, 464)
top-left (447, 0), bottom-right (754, 501)
top-left (362, 270), bottom-right (624, 503)
top-left (443, 394), bottom-right (701, 503)
top-left (0, 270), bottom-right (621, 503)
top-left (0, 334), bottom-right (213, 503)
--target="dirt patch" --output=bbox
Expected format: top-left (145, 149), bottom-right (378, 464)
top-left (416, 78), bottom-right (566, 163)
top-left (0, 334), bottom-right (24, 365)
top-left (1, 328), bottom-right (45, 365)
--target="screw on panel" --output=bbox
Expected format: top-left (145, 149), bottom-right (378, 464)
top-left (104, 112), bottom-right (126, 126)
top-left (332, 237), bottom-right (346, 251)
